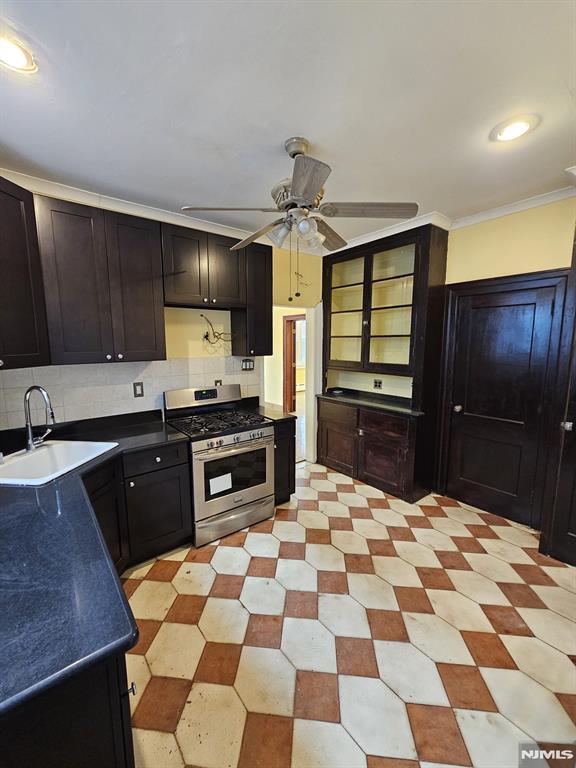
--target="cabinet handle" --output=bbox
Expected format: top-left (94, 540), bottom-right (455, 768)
top-left (250, 349), bottom-right (254, 355)
top-left (129, 481), bottom-right (135, 488)
top-left (274, 444), bottom-right (277, 449)
top-left (362, 320), bottom-right (369, 326)
top-left (155, 456), bottom-right (162, 463)
top-left (106, 354), bottom-right (112, 361)
top-left (358, 429), bottom-right (364, 436)
top-left (211, 298), bottom-right (217, 304)
top-left (453, 404), bottom-right (463, 413)
top-left (117, 353), bottom-right (124, 360)
top-left (203, 297), bottom-right (209, 303)
top-left (0, 359), bottom-right (4, 367)
top-left (561, 421), bottom-right (573, 432)
top-left (127, 682), bottom-right (137, 697)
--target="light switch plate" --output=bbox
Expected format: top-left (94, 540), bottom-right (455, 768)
top-left (133, 381), bottom-right (144, 398)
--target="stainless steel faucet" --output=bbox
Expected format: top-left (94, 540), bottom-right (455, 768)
top-left (24, 386), bottom-right (55, 451)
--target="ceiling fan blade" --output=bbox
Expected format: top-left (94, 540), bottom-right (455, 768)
top-left (181, 206), bottom-right (279, 212)
top-left (291, 155), bottom-right (332, 203)
top-left (314, 218), bottom-right (348, 251)
top-left (229, 218), bottom-right (286, 251)
top-left (318, 202), bottom-right (419, 219)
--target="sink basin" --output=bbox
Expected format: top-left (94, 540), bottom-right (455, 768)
top-left (0, 440), bottom-right (118, 486)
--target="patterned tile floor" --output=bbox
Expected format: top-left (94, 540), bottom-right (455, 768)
top-left (121, 463), bottom-right (576, 768)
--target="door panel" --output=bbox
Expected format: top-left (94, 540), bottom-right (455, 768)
top-left (447, 287), bottom-right (555, 525)
top-left (162, 224), bottom-right (209, 307)
top-left (35, 197), bottom-right (114, 364)
top-left (207, 235), bottom-right (246, 307)
top-left (0, 177), bottom-right (49, 369)
top-left (318, 420), bottom-right (356, 476)
top-left (358, 433), bottom-right (407, 495)
top-left (106, 212), bottom-right (165, 362)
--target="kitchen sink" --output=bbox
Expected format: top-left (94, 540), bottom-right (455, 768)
top-left (0, 440), bottom-right (118, 486)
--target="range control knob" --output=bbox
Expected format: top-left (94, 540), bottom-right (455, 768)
top-left (233, 435), bottom-right (241, 443)
top-left (217, 438), bottom-right (224, 446)
top-left (207, 440), bottom-right (214, 448)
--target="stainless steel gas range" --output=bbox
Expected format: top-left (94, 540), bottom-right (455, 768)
top-left (164, 385), bottom-right (274, 546)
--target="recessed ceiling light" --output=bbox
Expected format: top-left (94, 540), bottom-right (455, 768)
top-left (0, 36), bottom-right (37, 73)
top-left (489, 115), bottom-right (539, 142)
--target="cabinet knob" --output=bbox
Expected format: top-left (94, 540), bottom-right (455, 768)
top-left (362, 320), bottom-right (369, 326)
top-left (453, 404), bottom-right (463, 413)
top-left (117, 353), bottom-right (124, 360)
top-left (203, 297), bottom-right (209, 303)
top-left (129, 481), bottom-right (135, 488)
top-left (561, 421), bottom-right (573, 432)
top-left (0, 359), bottom-right (3, 367)
top-left (155, 456), bottom-right (162, 463)
top-left (250, 349), bottom-right (254, 355)
top-left (211, 298), bottom-right (217, 304)
top-left (127, 682), bottom-right (137, 697)
top-left (106, 354), bottom-right (112, 361)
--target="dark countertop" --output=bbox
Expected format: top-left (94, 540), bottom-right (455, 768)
top-left (256, 402), bottom-right (298, 423)
top-left (318, 392), bottom-right (424, 417)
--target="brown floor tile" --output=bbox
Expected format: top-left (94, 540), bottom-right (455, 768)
top-left (367, 609), bottom-right (408, 641)
top-left (128, 618), bottom-right (162, 654)
top-left (194, 642), bottom-right (242, 684)
top-left (437, 663), bottom-right (497, 711)
top-left (481, 605), bottom-right (534, 636)
top-left (394, 587), bottom-right (434, 613)
top-left (510, 564), bottom-right (556, 586)
top-left (367, 497), bottom-right (390, 509)
top-left (437, 551), bottom-right (473, 570)
top-left (294, 670), bottom-right (340, 722)
top-left (556, 693), bottom-right (576, 725)
top-left (132, 676), bottom-right (191, 732)
top-left (298, 499), bottom-right (319, 511)
top-left (238, 713), bottom-right (293, 768)
top-left (367, 759), bottom-right (419, 768)
top-left (368, 539), bottom-right (397, 556)
top-left (144, 560), bottom-right (181, 582)
top-left (416, 567), bottom-right (455, 590)
top-left (350, 507), bottom-right (373, 518)
top-left (461, 631), bottom-right (517, 668)
top-left (279, 542), bottom-right (306, 559)
top-left (419, 505), bottom-right (447, 518)
top-left (318, 571), bottom-right (349, 593)
top-left (453, 537), bottom-right (485, 553)
top-left (122, 578), bottom-right (141, 599)
top-left (498, 583), bottom-right (546, 608)
top-left (306, 528), bottom-right (331, 544)
top-left (336, 637), bottom-right (379, 677)
top-left (466, 524), bottom-right (499, 539)
top-left (210, 574), bottom-right (245, 598)
top-left (245, 614), bottom-right (283, 648)
top-left (185, 545), bottom-right (216, 563)
top-left (165, 594), bottom-right (207, 625)
top-left (344, 554), bottom-right (375, 573)
top-left (329, 517), bottom-right (354, 530)
top-left (310, 472), bottom-right (327, 479)
top-left (435, 496), bottom-right (461, 507)
top-left (318, 491), bottom-right (338, 501)
top-left (526, 550), bottom-right (567, 567)
top-left (250, 519), bottom-right (275, 533)
top-left (219, 531), bottom-right (247, 547)
top-left (405, 516), bottom-right (432, 528)
top-left (388, 527), bottom-right (416, 542)
top-left (479, 512), bottom-right (510, 526)
top-left (336, 484), bottom-right (356, 493)
top-left (275, 508), bottom-right (298, 521)
top-left (296, 477), bottom-right (310, 486)
top-left (247, 556), bottom-right (277, 577)
top-left (285, 590), bottom-right (318, 618)
top-left (407, 703), bottom-right (471, 765)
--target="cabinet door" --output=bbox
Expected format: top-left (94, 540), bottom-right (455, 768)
top-left (0, 177), bottom-right (49, 370)
top-left (162, 223), bottom-right (209, 307)
top-left (231, 243), bottom-right (272, 356)
top-left (35, 196), bottom-right (114, 364)
top-left (274, 420), bottom-right (296, 504)
top-left (357, 431), bottom-right (408, 495)
top-left (318, 419), bottom-right (357, 476)
top-left (105, 212), bottom-right (166, 362)
top-left (125, 464), bottom-right (192, 563)
top-left (83, 460), bottom-right (129, 574)
top-left (207, 234), bottom-right (246, 308)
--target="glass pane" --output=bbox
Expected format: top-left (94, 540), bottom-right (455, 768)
top-left (332, 257), bottom-right (364, 287)
top-left (331, 311), bottom-right (363, 336)
top-left (372, 244), bottom-right (415, 280)
top-left (204, 447), bottom-right (267, 501)
top-left (372, 275), bottom-right (413, 308)
top-left (332, 284), bottom-right (364, 311)
top-left (369, 336), bottom-right (410, 365)
top-left (330, 336), bottom-right (361, 361)
top-left (371, 307), bottom-right (412, 335)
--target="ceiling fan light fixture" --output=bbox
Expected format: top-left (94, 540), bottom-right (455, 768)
top-left (296, 215), bottom-right (318, 241)
top-left (267, 221), bottom-right (292, 248)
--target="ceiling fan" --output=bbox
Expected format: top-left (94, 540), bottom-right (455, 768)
top-left (181, 137), bottom-right (419, 252)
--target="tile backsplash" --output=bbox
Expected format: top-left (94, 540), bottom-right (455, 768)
top-left (0, 357), bottom-right (262, 430)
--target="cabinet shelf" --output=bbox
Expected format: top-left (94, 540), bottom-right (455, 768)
top-left (371, 272), bottom-right (414, 284)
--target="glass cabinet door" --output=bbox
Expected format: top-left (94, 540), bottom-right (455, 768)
top-left (329, 256), bottom-right (365, 364)
top-left (368, 244), bottom-right (415, 367)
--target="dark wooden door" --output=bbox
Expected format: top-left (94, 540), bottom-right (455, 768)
top-left (105, 212), bottom-right (165, 362)
top-left (84, 460), bottom-right (129, 574)
top-left (35, 196), bottom-right (115, 364)
top-left (0, 177), bottom-right (49, 370)
top-left (125, 464), bottom-right (192, 563)
top-left (274, 420), bottom-right (296, 504)
top-left (231, 244), bottom-right (273, 356)
top-left (318, 420), bottom-right (357, 476)
top-left (162, 224), bottom-right (209, 307)
top-left (446, 285), bottom-right (556, 525)
top-left (207, 234), bottom-right (246, 308)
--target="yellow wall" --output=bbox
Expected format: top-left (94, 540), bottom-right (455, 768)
top-left (165, 307), bottom-right (232, 357)
top-left (273, 247), bottom-right (322, 308)
top-left (264, 306), bottom-right (305, 407)
top-left (446, 197), bottom-right (576, 284)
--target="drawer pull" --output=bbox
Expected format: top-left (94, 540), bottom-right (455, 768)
top-left (155, 456), bottom-right (162, 463)
top-left (129, 481), bottom-right (135, 488)
top-left (127, 682), bottom-right (137, 697)
top-left (106, 354), bottom-right (112, 360)
top-left (358, 429), bottom-right (364, 436)
top-left (117, 353), bottom-right (124, 360)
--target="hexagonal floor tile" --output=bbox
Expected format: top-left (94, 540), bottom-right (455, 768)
top-left (243, 532), bottom-right (280, 558)
top-left (305, 544), bottom-right (346, 571)
top-left (455, 709), bottom-right (536, 768)
top-left (337, 493), bottom-right (369, 508)
top-left (145, 622), bottom-right (205, 679)
top-left (240, 576), bottom-right (286, 615)
top-left (517, 607), bottom-right (576, 655)
top-left (125, 654), bottom-right (151, 714)
top-left (198, 597), bottom-right (249, 643)
top-left (281, 617), bottom-right (337, 672)
top-left (234, 646), bottom-right (296, 715)
top-left (403, 612), bottom-right (474, 665)
top-left (318, 594), bottom-right (370, 638)
top-left (394, 541), bottom-right (441, 568)
top-left (292, 719), bottom-right (365, 768)
top-left (276, 559), bottom-right (318, 592)
top-left (297, 510), bottom-right (330, 529)
top-left (318, 500), bottom-right (351, 518)
top-left (347, 573), bottom-right (398, 610)
top-left (372, 556), bottom-right (422, 587)
top-left (330, 530), bottom-right (369, 554)
top-left (427, 589), bottom-right (494, 632)
top-left (129, 580), bottom-right (177, 620)
top-left (351, 519), bottom-right (390, 540)
top-left (371, 509), bottom-right (409, 527)
top-left (464, 553), bottom-right (524, 583)
top-left (210, 546), bottom-right (251, 575)
top-left (373, 640), bottom-right (449, 705)
top-left (447, 569), bottom-right (510, 606)
top-left (133, 729), bottom-right (184, 768)
top-left (171, 562), bottom-right (216, 595)
top-left (273, 520), bottom-right (307, 542)
top-left (500, 635), bottom-right (576, 693)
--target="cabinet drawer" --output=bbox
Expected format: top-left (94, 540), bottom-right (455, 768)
top-left (318, 400), bottom-right (357, 427)
top-left (123, 441), bottom-right (188, 477)
top-left (359, 408), bottom-right (409, 439)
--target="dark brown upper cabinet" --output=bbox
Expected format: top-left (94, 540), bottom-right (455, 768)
top-left (35, 196), bottom-right (165, 364)
top-left (161, 225), bottom-right (246, 309)
top-left (0, 176), bottom-right (49, 370)
top-left (231, 243), bottom-right (272, 356)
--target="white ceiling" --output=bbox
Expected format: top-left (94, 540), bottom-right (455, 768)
top-left (0, 0), bottom-right (574, 242)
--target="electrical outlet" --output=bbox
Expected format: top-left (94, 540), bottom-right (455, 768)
top-left (133, 381), bottom-right (144, 398)
top-left (214, 379), bottom-right (223, 386)
top-left (373, 379), bottom-right (382, 390)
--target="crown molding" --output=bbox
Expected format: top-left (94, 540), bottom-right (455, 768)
top-left (451, 186), bottom-right (576, 230)
top-left (329, 211), bottom-right (452, 254)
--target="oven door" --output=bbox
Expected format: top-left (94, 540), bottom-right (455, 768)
top-left (192, 436), bottom-right (274, 521)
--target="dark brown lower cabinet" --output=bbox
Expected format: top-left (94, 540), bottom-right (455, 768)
top-left (83, 460), bottom-right (130, 574)
top-left (274, 419), bottom-right (296, 504)
top-left (1, 654), bottom-right (135, 768)
top-left (125, 461), bottom-right (193, 564)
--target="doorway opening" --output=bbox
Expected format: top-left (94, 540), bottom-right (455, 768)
top-left (283, 314), bottom-right (306, 460)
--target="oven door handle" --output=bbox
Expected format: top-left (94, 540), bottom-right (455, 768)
top-left (193, 438), bottom-right (273, 461)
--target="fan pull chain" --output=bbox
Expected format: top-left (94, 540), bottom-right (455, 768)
top-left (295, 237), bottom-right (301, 298)
top-left (288, 228), bottom-right (294, 302)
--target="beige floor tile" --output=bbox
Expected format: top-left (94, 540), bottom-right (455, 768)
top-left (330, 530), bottom-right (370, 554)
top-left (176, 683), bottom-right (246, 768)
top-left (394, 541), bottom-right (441, 568)
top-left (159, 546), bottom-right (190, 562)
top-left (478, 538), bottom-right (534, 564)
top-left (281, 617), bottom-right (337, 672)
top-left (145, 622), bottom-right (205, 679)
top-left (171, 562), bottom-right (216, 595)
top-left (292, 719), bottom-right (366, 768)
top-left (351, 519), bottom-right (390, 540)
top-left (133, 729), bottom-right (184, 768)
top-left (318, 500), bottom-right (351, 517)
top-left (447, 570), bottom-right (510, 606)
top-left (339, 675), bottom-right (417, 758)
top-left (234, 646), bottom-right (296, 715)
top-left (129, 580), bottom-right (177, 620)
top-left (276, 559), bottom-right (318, 592)
top-left (373, 556), bottom-right (422, 587)
top-left (306, 543), bottom-right (346, 571)
top-left (427, 589), bottom-right (495, 631)
top-left (273, 520), bottom-right (307, 542)
top-left (318, 594), bottom-right (371, 637)
top-left (123, 560), bottom-right (155, 579)
top-left (414, 528), bottom-right (458, 551)
top-left (354, 484), bottom-right (385, 499)
top-left (389, 498), bottom-right (425, 516)
top-left (294, 486), bottom-right (319, 500)
top-left (517, 607), bottom-right (576, 655)
top-left (464, 553), bottom-right (524, 583)
top-left (240, 576), bottom-right (286, 615)
top-left (455, 709), bottom-right (535, 768)
top-left (210, 546), bottom-right (251, 575)
top-left (374, 640), bottom-right (449, 705)
top-left (327, 472), bottom-right (354, 484)
top-left (297, 510), bottom-right (330, 529)
top-left (337, 492), bottom-right (369, 508)
top-left (371, 508), bottom-right (409, 527)
top-left (532, 585), bottom-right (576, 621)
top-left (430, 517), bottom-right (472, 537)
top-left (542, 566), bottom-right (576, 592)
top-left (443, 506), bottom-right (484, 524)
top-left (347, 573), bottom-right (399, 610)
top-left (404, 612), bottom-right (475, 665)
top-left (243, 532), bottom-right (280, 558)
top-left (501, 635), bottom-right (576, 694)
top-left (125, 654), bottom-right (151, 714)
top-left (492, 526), bottom-right (539, 549)
top-left (198, 597), bottom-right (249, 643)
